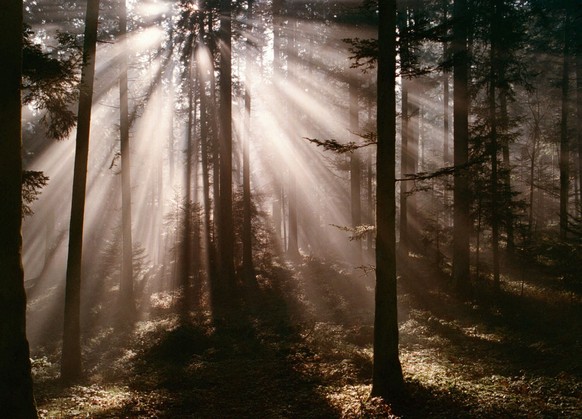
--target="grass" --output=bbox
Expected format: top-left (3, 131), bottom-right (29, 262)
top-left (31, 250), bottom-right (581, 418)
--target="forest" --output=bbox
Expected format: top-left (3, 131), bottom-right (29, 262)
top-left (0, 0), bottom-right (581, 417)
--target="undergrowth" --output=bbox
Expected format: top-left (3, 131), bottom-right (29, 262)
top-left (31, 251), bottom-right (581, 418)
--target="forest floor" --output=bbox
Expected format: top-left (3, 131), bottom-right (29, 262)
top-left (31, 251), bottom-right (581, 418)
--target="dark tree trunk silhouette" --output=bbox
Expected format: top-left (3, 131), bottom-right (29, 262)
top-left (577, 18), bottom-right (582, 213)
top-left (62, 0), bottom-right (100, 384)
top-left (242, 0), bottom-right (255, 282)
top-left (118, 0), bottom-right (135, 322)
top-left (287, 172), bottom-right (299, 257)
top-left (0, 1), bottom-right (38, 415)
top-left (559, 20), bottom-right (570, 239)
top-left (398, 5), bottom-right (410, 255)
top-left (372, 0), bottom-right (404, 400)
top-left (489, 0), bottom-right (500, 288)
top-left (452, 0), bottom-right (471, 292)
top-left (349, 79), bottom-right (362, 262)
top-left (218, 0), bottom-right (236, 296)
top-left (443, 0), bottom-right (451, 166)
top-left (400, 77), bottom-right (410, 253)
top-left (198, 19), bottom-right (217, 287)
top-left (181, 34), bottom-right (195, 317)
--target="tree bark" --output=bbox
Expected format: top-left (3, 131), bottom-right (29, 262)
top-left (489, 0), bottom-right (500, 288)
top-left (62, 0), bottom-right (100, 384)
top-left (372, 0), bottom-right (404, 399)
top-left (242, 0), bottom-right (255, 282)
top-left (577, 14), bottom-right (582, 214)
top-left (400, 77), bottom-right (409, 254)
top-left (0, 1), bottom-right (38, 415)
top-left (287, 172), bottom-right (299, 257)
top-left (559, 20), bottom-right (570, 240)
top-left (452, 0), bottom-right (471, 293)
top-left (218, 0), bottom-right (236, 296)
top-left (118, 0), bottom-right (135, 322)
top-left (350, 80), bottom-right (362, 262)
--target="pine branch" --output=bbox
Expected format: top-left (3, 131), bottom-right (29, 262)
top-left (303, 134), bottom-right (376, 154)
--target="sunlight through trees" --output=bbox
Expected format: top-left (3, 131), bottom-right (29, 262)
top-left (6, 0), bottom-right (582, 416)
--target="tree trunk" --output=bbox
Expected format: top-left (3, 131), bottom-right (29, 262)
top-left (350, 80), bottom-right (362, 262)
top-left (287, 172), bottom-right (299, 257)
top-left (400, 76), bottom-right (409, 254)
top-left (489, 0), bottom-right (500, 289)
top-left (576, 19), bottom-right (582, 215)
top-left (242, 0), bottom-right (255, 282)
top-left (408, 82), bottom-right (420, 250)
top-left (398, 6), bottom-right (409, 255)
top-left (452, 0), bottom-right (471, 293)
top-left (219, 0), bottom-right (236, 296)
top-left (181, 38), bottom-right (195, 317)
top-left (367, 148), bottom-right (374, 258)
top-left (62, 0), bottom-right (100, 384)
top-left (559, 20), bottom-right (570, 240)
top-left (197, 19), bottom-right (217, 287)
top-left (443, 0), bottom-right (451, 166)
top-left (500, 86), bottom-right (514, 252)
top-left (118, 0), bottom-right (135, 322)
top-left (371, 0), bottom-right (404, 399)
top-left (0, 1), bottom-right (38, 415)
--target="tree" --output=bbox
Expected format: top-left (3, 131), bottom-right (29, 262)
top-left (0, 1), bottom-right (38, 416)
top-left (452, 0), bottom-right (471, 292)
top-left (348, 77), bottom-right (363, 262)
top-left (242, 0), bottom-right (256, 282)
top-left (118, 0), bottom-right (136, 322)
top-left (488, 0), bottom-right (501, 288)
top-left (372, 0), bottom-right (404, 400)
top-left (559, 14), bottom-right (570, 239)
top-left (62, 0), bottom-right (101, 384)
top-left (218, 0), bottom-right (236, 301)
top-left (577, 5), bottom-right (582, 214)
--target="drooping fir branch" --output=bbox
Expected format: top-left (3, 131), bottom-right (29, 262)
top-left (22, 26), bottom-right (82, 140)
top-left (397, 156), bottom-right (487, 183)
top-left (330, 224), bottom-right (375, 241)
top-left (343, 37), bottom-right (378, 71)
top-left (303, 132), bottom-right (376, 154)
top-left (22, 171), bottom-right (49, 217)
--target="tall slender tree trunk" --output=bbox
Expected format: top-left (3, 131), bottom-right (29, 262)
top-left (62, 0), bottom-right (100, 384)
top-left (398, 5), bottom-right (409, 255)
top-left (287, 172), bottom-right (299, 257)
top-left (443, 0), bottom-right (451, 166)
top-left (408, 81), bottom-right (420, 250)
top-left (559, 20), bottom-right (570, 240)
top-left (372, 0), bottom-right (404, 399)
top-left (367, 148), bottom-right (374, 258)
top-left (350, 80), bottom-right (362, 262)
top-left (452, 0), bottom-right (471, 293)
top-left (500, 84), bottom-right (514, 252)
top-left (181, 38), bottom-right (195, 317)
top-left (219, 0), bottom-right (236, 295)
top-left (400, 77), bottom-right (409, 254)
top-left (198, 18), bottom-right (217, 287)
top-left (576, 17), bottom-right (582, 214)
top-left (199, 62), bottom-right (216, 285)
top-left (489, 0), bottom-right (500, 288)
top-left (242, 0), bottom-right (255, 282)
top-left (118, 0), bottom-right (135, 322)
top-left (287, 17), bottom-right (300, 259)
top-left (0, 1), bottom-right (38, 415)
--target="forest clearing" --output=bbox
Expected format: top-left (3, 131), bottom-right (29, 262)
top-left (1, 0), bottom-right (581, 417)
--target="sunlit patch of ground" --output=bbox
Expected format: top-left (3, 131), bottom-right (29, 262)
top-left (37, 385), bottom-right (170, 418)
top-left (32, 252), bottom-right (581, 418)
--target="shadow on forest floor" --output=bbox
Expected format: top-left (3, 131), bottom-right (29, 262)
top-left (31, 251), bottom-right (581, 418)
